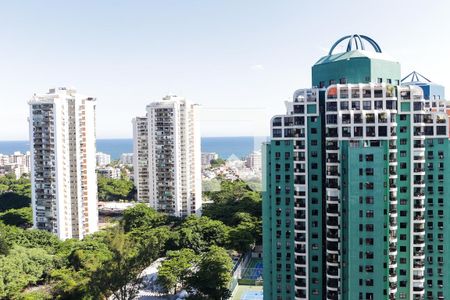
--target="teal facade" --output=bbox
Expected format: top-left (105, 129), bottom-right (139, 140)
top-left (312, 51), bottom-right (401, 88)
top-left (340, 141), bottom-right (390, 299)
top-left (263, 140), bottom-right (295, 298)
top-left (263, 34), bottom-right (450, 300)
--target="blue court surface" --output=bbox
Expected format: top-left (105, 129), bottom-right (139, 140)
top-left (241, 291), bottom-right (263, 300)
top-left (242, 259), bottom-right (263, 280)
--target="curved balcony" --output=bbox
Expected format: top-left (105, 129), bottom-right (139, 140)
top-left (412, 286), bottom-right (425, 294)
top-left (326, 189), bottom-right (340, 198)
top-left (413, 180), bottom-right (426, 188)
top-left (389, 245), bottom-right (398, 256)
top-left (413, 168), bottom-right (426, 175)
top-left (413, 217), bottom-right (425, 224)
top-left (413, 237), bottom-right (425, 247)
top-left (413, 206), bottom-right (426, 212)
top-left (326, 254), bottom-right (340, 266)
top-left (326, 291), bottom-right (339, 300)
top-left (327, 266), bottom-right (340, 278)
top-left (295, 256), bottom-right (307, 266)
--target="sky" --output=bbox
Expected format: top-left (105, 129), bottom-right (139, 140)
top-left (0, 0), bottom-right (449, 140)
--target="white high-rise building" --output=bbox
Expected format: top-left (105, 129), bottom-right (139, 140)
top-left (201, 152), bottom-right (219, 168)
top-left (120, 153), bottom-right (133, 165)
top-left (133, 95), bottom-right (202, 217)
top-left (245, 150), bottom-right (262, 171)
top-left (29, 87), bottom-right (98, 240)
top-left (132, 116), bottom-right (150, 203)
top-left (96, 152), bottom-right (111, 167)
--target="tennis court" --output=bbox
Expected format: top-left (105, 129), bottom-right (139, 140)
top-left (241, 258), bottom-right (263, 280)
top-left (231, 285), bottom-right (263, 300)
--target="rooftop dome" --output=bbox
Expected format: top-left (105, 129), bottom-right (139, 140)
top-left (328, 34), bottom-right (382, 55)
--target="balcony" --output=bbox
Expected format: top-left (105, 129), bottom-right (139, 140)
top-left (327, 254), bottom-right (339, 264)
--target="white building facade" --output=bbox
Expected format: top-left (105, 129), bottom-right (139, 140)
top-left (133, 95), bottom-right (202, 217)
top-left (29, 87), bottom-right (98, 240)
top-left (245, 150), bottom-right (262, 171)
top-left (132, 116), bottom-right (150, 203)
top-left (201, 152), bottom-right (219, 168)
top-left (97, 166), bottom-right (121, 179)
top-left (96, 152), bottom-right (111, 167)
top-left (120, 153), bottom-right (133, 165)
top-left (0, 151), bottom-right (31, 179)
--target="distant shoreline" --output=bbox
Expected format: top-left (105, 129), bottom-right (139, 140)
top-left (0, 136), bottom-right (268, 160)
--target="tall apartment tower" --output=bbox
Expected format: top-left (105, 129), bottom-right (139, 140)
top-left (263, 35), bottom-right (450, 300)
top-left (29, 87), bottom-right (98, 240)
top-left (133, 116), bottom-right (150, 203)
top-left (133, 95), bottom-right (202, 217)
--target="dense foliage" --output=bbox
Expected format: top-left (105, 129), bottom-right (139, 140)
top-left (0, 207), bottom-right (33, 228)
top-left (97, 176), bottom-right (135, 202)
top-left (203, 178), bottom-right (262, 245)
top-left (209, 158), bottom-right (226, 168)
top-left (0, 175), bottom-right (31, 212)
top-left (0, 177), bottom-right (261, 299)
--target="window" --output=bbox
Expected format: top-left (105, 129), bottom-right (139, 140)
top-left (352, 101), bottom-right (361, 110)
top-left (377, 78), bottom-right (383, 83)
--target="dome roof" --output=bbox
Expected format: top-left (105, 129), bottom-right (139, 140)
top-left (328, 34), bottom-right (382, 55)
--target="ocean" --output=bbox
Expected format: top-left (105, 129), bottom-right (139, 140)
top-left (0, 136), bottom-right (268, 160)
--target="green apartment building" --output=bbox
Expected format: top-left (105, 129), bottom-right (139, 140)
top-left (263, 35), bottom-right (450, 300)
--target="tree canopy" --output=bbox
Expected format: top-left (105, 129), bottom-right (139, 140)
top-left (188, 245), bottom-right (233, 300)
top-left (0, 177), bottom-right (262, 299)
top-left (121, 203), bottom-right (166, 232)
top-left (0, 207), bottom-right (33, 228)
top-left (97, 176), bottom-right (135, 202)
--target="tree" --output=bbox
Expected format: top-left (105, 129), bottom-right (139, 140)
top-left (188, 246), bottom-right (233, 300)
top-left (89, 228), bottom-right (158, 300)
top-left (178, 216), bottom-right (229, 253)
top-left (0, 246), bottom-right (55, 299)
top-left (0, 207), bottom-right (33, 228)
top-left (157, 248), bottom-right (199, 294)
top-left (0, 192), bottom-right (30, 213)
top-left (0, 236), bottom-right (8, 256)
top-left (0, 224), bottom-right (61, 254)
top-left (128, 225), bottom-right (175, 255)
top-left (121, 204), bottom-right (166, 232)
top-left (209, 158), bottom-right (226, 168)
top-left (97, 176), bottom-right (135, 202)
top-left (51, 236), bottom-right (114, 299)
top-left (228, 225), bottom-right (255, 253)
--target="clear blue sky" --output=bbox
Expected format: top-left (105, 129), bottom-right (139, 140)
top-left (1, 0), bottom-right (449, 140)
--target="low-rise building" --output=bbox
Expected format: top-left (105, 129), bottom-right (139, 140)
top-left (96, 152), bottom-right (111, 167)
top-left (97, 166), bottom-right (121, 179)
